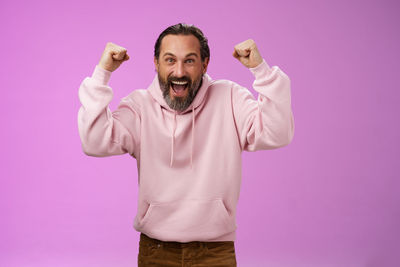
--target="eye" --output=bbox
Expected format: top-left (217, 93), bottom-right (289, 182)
top-left (166, 58), bottom-right (175, 63)
top-left (185, 59), bottom-right (195, 64)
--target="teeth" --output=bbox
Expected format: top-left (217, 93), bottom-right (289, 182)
top-left (171, 81), bottom-right (188, 85)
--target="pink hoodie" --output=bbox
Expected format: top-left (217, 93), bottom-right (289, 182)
top-left (78, 59), bottom-right (294, 242)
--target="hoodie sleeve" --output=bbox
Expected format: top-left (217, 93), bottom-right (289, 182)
top-left (77, 65), bottom-right (141, 158)
top-left (232, 59), bottom-right (295, 152)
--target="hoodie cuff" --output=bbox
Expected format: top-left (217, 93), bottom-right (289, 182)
top-left (92, 65), bottom-right (112, 85)
top-left (249, 59), bottom-right (272, 80)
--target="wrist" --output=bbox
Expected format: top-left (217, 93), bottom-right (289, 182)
top-left (250, 59), bottom-right (273, 79)
top-left (92, 65), bottom-right (112, 85)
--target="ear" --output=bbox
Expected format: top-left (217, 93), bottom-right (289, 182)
top-left (154, 57), bottom-right (159, 72)
top-left (202, 57), bottom-right (209, 74)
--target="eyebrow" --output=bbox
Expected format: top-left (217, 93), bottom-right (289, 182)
top-left (162, 52), bottom-right (199, 58)
top-left (185, 53), bottom-right (199, 58)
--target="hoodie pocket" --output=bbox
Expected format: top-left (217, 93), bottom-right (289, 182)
top-left (135, 198), bottom-right (236, 241)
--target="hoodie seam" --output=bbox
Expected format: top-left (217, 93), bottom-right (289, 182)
top-left (230, 81), bottom-right (245, 152)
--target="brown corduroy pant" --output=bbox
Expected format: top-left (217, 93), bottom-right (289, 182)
top-left (138, 233), bottom-right (237, 267)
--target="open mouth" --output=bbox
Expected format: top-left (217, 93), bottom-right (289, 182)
top-left (170, 80), bottom-right (188, 97)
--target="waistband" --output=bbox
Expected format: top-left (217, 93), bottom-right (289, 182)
top-left (140, 233), bottom-right (234, 249)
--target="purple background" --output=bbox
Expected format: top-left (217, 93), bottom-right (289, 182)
top-left (1, 0), bottom-right (399, 266)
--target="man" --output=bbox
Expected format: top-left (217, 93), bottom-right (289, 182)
top-left (78, 23), bottom-right (294, 266)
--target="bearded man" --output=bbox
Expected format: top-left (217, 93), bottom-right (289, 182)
top-left (78, 23), bottom-right (294, 267)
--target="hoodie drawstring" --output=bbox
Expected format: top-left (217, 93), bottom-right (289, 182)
top-left (191, 105), bottom-right (195, 169)
top-left (169, 107), bottom-right (195, 169)
top-left (170, 111), bottom-right (177, 167)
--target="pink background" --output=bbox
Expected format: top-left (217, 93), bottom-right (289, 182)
top-left (1, 0), bottom-right (399, 266)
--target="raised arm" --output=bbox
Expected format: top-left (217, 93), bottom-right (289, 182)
top-left (232, 39), bottom-right (295, 151)
top-left (78, 43), bottom-right (141, 157)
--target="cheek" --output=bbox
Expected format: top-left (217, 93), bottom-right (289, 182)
top-left (188, 66), bottom-right (202, 77)
top-left (162, 68), bottom-right (175, 79)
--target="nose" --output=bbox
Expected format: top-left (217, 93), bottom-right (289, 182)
top-left (174, 61), bottom-right (185, 78)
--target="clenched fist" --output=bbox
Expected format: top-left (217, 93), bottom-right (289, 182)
top-left (233, 39), bottom-right (263, 68)
top-left (98, 42), bottom-right (130, 72)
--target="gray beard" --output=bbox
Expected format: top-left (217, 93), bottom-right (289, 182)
top-left (158, 74), bottom-right (203, 112)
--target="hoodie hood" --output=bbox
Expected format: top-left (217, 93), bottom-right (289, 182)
top-left (147, 73), bottom-right (213, 168)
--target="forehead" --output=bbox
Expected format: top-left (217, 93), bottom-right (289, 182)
top-left (160, 34), bottom-right (201, 57)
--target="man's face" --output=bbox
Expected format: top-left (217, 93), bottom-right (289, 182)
top-left (155, 34), bottom-right (209, 111)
